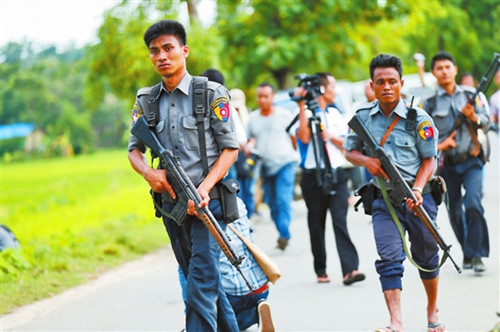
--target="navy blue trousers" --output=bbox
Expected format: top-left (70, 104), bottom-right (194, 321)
top-left (440, 157), bottom-right (489, 259)
top-left (372, 193), bottom-right (439, 291)
top-left (163, 199), bottom-right (238, 332)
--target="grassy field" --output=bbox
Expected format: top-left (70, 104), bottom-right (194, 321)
top-left (0, 149), bottom-right (168, 314)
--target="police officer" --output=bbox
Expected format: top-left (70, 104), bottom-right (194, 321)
top-left (127, 20), bottom-right (239, 331)
top-left (344, 54), bottom-right (444, 332)
top-left (420, 51), bottom-right (490, 273)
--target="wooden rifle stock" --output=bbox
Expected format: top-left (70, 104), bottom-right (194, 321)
top-left (131, 116), bottom-right (256, 291)
top-left (227, 224), bottom-right (281, 284)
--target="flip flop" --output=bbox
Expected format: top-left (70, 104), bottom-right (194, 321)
top-left (428, 321), bottom-right (446, 332)
top-left (343, 271), bottom-right (366, 285)
top-left (374, 327), bottom-right (396, 332)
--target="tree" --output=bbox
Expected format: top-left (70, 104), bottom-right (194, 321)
top-left (215, 0), bottom-right (410, 90)
top-left (87, 0), bottom-right (221, 108)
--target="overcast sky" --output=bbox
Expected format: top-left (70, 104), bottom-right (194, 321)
top-left (0, 0), bottom-right (119, 49)
top-left (0, 0), bottom-right (215, 50)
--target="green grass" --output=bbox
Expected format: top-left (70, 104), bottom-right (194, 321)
top-left (0, 150), bottom-right (169, 314)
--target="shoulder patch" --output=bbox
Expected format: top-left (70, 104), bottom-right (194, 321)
top-left (211, 97), bottom-right (230, 122)
top-left (417, 121), bottom-right (434, 141)
top-left (131, 103), bottom-right (143, 126)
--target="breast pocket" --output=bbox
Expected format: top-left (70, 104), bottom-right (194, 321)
top-left (394, 135), bottom-right (418, 165)
top-left (182, 116), bottom-right (210, 150)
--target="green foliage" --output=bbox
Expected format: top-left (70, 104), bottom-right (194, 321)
top-left (4, 0), bottom-right (497, 157)
top-left (0, 150), bottom-right (167, 313)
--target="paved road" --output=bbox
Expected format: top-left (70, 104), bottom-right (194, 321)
top-left (2, 134), bottom-right (499, 332)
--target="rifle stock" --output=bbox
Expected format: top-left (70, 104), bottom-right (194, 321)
top-left (348, 115), bottom-right (462, 273)
top-left (131, 116), bottom-right (255, 291)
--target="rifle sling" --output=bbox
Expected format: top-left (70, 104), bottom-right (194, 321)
top-left (377, 177), bottom-right (448, 273)
top-left (380, 116), bottom-right (399, 147)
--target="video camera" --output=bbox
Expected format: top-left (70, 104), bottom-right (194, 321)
top-left (289, 74), bottom-right (325, 102)
top-left (284, 74), bottom-right (325, 133)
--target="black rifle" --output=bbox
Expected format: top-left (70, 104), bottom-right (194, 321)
top-left (131, 116), bottom-right (255, 292)
top-left (348, 115), bottom-right (462, 273)
top-left (466, 52), bottom-right (500, 106)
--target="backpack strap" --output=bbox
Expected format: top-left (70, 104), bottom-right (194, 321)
top-left (192, 76), bottom-right (209, 175)
top-left (146, 83), bottom-right (162, 129)
top-left (426, 91), bottom-right (438, 116)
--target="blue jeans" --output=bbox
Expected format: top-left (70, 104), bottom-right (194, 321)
top-left (372, 193), bottom-right (439, 291)
top-left (441, 157), bottom-right (489, 258)
top-left (162, 199), bottom-right (239, 332)
top-left (262, 162), bottom-right (295, 240)
top-left (237, 174), bottom-right (257, 219)
top-left (226, 289), bottom-right (269, 331)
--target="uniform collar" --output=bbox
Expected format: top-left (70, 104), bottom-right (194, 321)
top-left (437, 83), bottom-right (464, 97)
top-left (369, 98), bottom-right (407, 119)
top-left (159, 72), bottom-right (192, 96)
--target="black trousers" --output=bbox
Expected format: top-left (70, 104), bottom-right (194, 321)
top-left (300, 169), bottom-right (360, 277)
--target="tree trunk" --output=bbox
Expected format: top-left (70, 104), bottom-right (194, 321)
top-left (271, 68), bottom-right (289, 90)
top-left (187, 0), bottom-right (200, 25)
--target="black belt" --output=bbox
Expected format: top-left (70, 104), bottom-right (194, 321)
top-left (444, 152), bottom-right (472, 165)
top-left (374, 182), bottom-right (432, 199)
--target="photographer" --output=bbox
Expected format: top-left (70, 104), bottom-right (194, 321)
top-left (293, 72), bottom-right (365, 285)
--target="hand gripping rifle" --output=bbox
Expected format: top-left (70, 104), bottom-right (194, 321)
top-left (348, 115), bottom-right (462, 273)
top-left (131, 116), bottom-right (255, 292)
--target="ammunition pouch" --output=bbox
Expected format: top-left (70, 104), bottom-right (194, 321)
top-left (354, 182), bottom-right (377, 215)
top-left (430, 176), bottom-right (447, 206)
top-left (217, 178), bottom-right (240, 223)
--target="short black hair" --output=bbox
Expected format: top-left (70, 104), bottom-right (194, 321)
top-left (143, 20), bottom-right (187, 47)
top-left (201, 68), bottom-right (225, 85)
top-left (315, 72), bottom-right (333, 87)
top-left (369, 54), bottom-right (403, 79)
top-left (430, 51), bottom-right (455, 70)
top-left (258, 82), bottom-right (274, 92)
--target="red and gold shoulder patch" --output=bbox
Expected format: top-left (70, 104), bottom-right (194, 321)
top-left (417, 121), bottom-right (434, 141)
top-left (211, 97), bottom-right (230, 122)
top-left (131, 103), bottom-right (143, 126)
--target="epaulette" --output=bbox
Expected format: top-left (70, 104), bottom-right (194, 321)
top-left (419, 91), bottom-right (436, 103)
top-left (136, 86), bottom-right (152, 97)
top-left (461, 85), bottom-right (476, 94)
top-left (206, 80), bottom-right (220, 92)
top-left (355, 100), bottom-right (377, 113)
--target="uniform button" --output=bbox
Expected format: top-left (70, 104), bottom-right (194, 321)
top-left (171, 104), bottom-right (175, 106)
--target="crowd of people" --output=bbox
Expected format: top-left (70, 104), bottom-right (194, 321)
top-left (127, 19), bottom-right (498, 332)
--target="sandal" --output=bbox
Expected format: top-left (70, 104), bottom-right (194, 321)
top-left (374, 327), bottom-right (396, 332)
top-left (343, 270), bottom-right (366, 285)
top-left (317, 274), bottom-right (330, 283)
top-left (428, 321), bottom-right (446, 332)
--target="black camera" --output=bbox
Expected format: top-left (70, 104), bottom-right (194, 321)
top-left (289, 74), bottom-right (325, 102)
